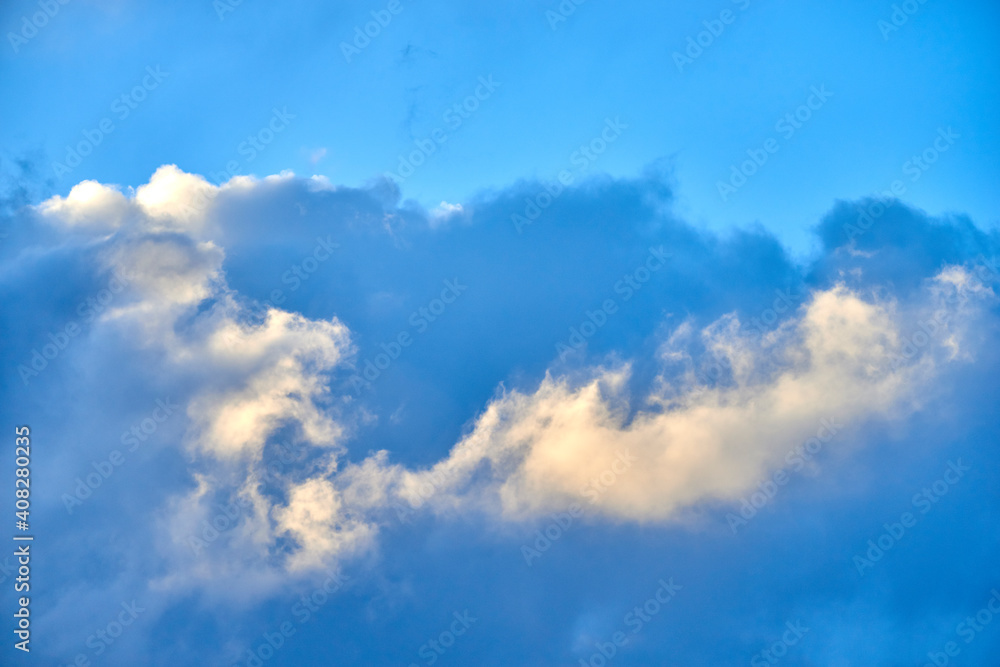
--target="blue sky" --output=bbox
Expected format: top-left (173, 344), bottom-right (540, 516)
top-left (3, 0), bottom-right (999, 251)
top-left (1, 1), bottom-right (999, 665)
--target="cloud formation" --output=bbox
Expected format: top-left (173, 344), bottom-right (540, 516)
top-left (11, 168), bottom-right (996, 604)
top-left (395, 271), bottom-right (990, 523)
top-left (4, 161), bottom-right (999, 666)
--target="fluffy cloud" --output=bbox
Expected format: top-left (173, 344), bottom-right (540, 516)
top-left (396, 272), bottom-right (988, 522)
top-left (38, 179), bottom-right (132, 231)
top-left (25, 168), bottom-right (368, 588)
top-left (11, 167), bottom-right (998, 606)
top-left (274, 477), bottom-right (376, 572)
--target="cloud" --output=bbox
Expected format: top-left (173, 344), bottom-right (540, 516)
top-left (38, 179), bottom-right (131, 231)
top-left (5, 166), bottom-right (997, 645)
top-left (274, 477), bottom-right (376, 571)
top-left (133, 164), bottom-right (218, 232)
top-left (306, 147), bottom-right (328, 165)
top-left (37, 165), bottom-right (219, 236)
top-left (395, 272), bottom-right (989, 522)
top-left (20, 168), bottom-right (367, 591)
top-left (428, 201), bottom-right (464, 229)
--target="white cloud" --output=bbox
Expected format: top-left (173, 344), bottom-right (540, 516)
top-left (429, 201), bottom-right (464, 229)
top-left (36, 168), bottom-right (364, 588)
top-left (274, 478), bottom-right (376, 572)
top-left (134, 164), bottom-right (218, 233)
top-left (397, 281), bottom-right (978, 522)
top-left (185, 309), bottom-right (351, 460)
top-left (38, 179), bottom-right (131, 231)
